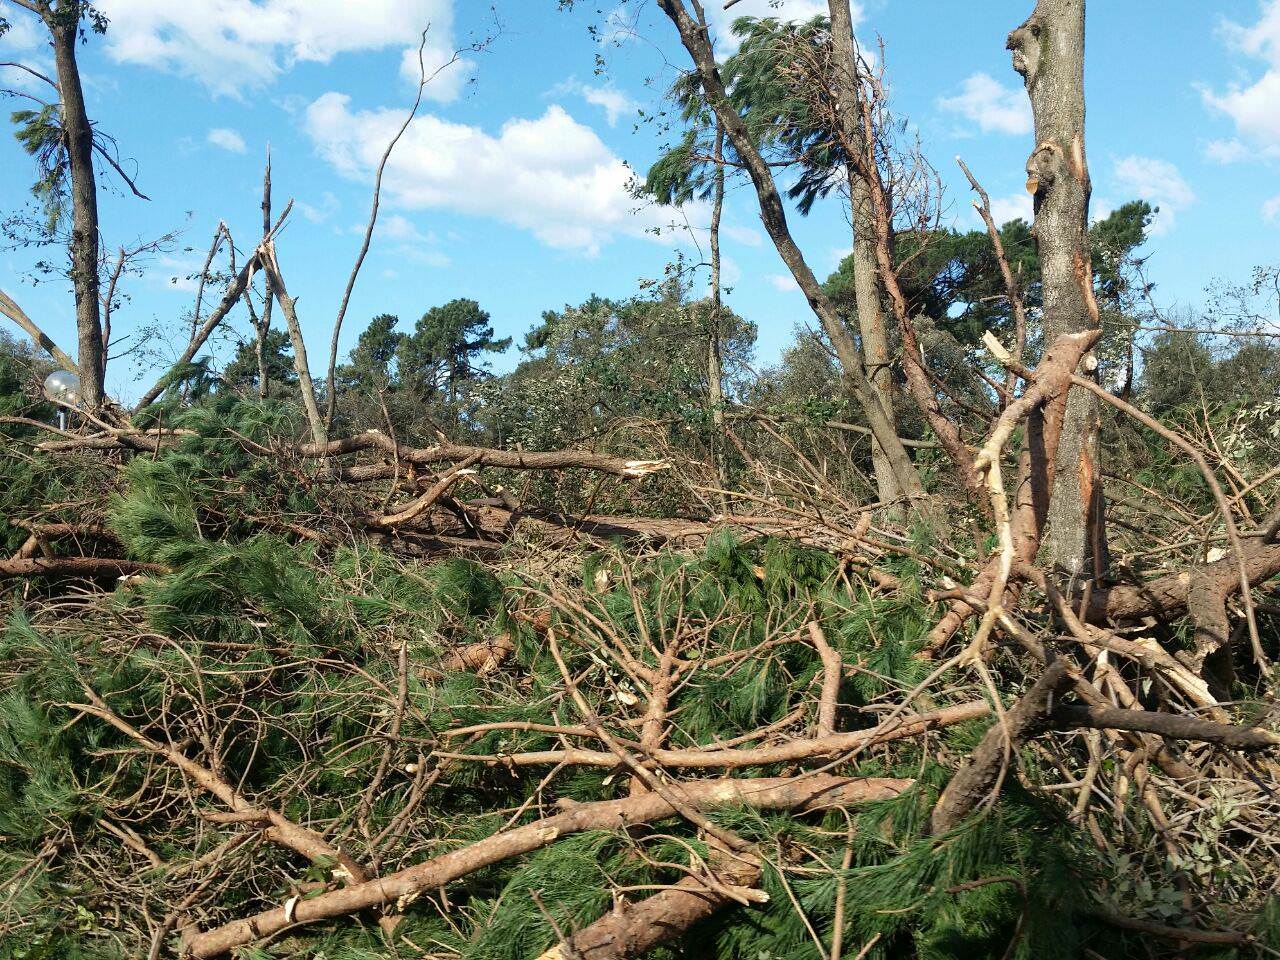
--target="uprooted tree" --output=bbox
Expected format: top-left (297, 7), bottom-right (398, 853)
top-left (0, 2), bottom-right (1278, 959)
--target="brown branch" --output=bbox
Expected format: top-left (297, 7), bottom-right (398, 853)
top-left (1071, 374), bottom-right (1268, 672)
top-left (930, 660), bottom-right (1073, 834)
top-left (1051, 704), bottom-right (1280, 750)
top-left (535, 855), bottom-right (764, 960)
top-left (300, 431), bottom-right (668, 479)
top-left (807, 622), bottom-right (841, 738)
top-left (435, 701), bottom-right (991, 769)
top-left (368, 453), bottom-right (483, 527)
top-left (0, 556), bottom-right (164, 580)
top-left (0, 287), bottom-right (78, 373)
top-left (71, 688), bottom-right (371, 886)
top-left (184, 774), bottom-right (909, 957)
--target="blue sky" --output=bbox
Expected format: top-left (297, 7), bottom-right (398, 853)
top-left (1, 0), bottom-right (1278, 401)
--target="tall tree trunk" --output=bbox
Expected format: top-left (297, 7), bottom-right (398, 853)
top-left (49, 12), bottom-right (105, 410)
top-left (257, 148), bottom-right (275, 400)
top-left (827, 0), bottom-right (902, 508)
top-left (1008, 0), bottom-right (1102, 581)
top-left (658, 0), bottom-right (926, 502)
top-left (707, 121), bottom-right (726, 430)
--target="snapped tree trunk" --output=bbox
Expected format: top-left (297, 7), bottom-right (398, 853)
top-left (260, 243), bottom-right (328, 446)
top-left (828, 0), bottom-right (902, 507)
top-left (657, 0), bottom-right (925, 502)
top-left (256, 148), bottom-right (275, 400)
top-left (49, 14), bottom-right (105, 410)
top-left (1009, 0), bottom-right (1102, 581)
top-left (707, 121), bottom-right (726, 431)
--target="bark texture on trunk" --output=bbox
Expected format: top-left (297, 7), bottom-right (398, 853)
top-left (828, 0), bottom-right (901, 507)
top-left (707, 121), bottom-right (726, 430)
top-left (260, 243), bottom-right (328, 445)
top-left (657, 0), bottom-right (925, 503)
top-left (256, 149), bottom-right (275, 399)
top-left (1009, 0), bottom-right (1101, 580)
top-left (49, 14), bottom-right (105, 410)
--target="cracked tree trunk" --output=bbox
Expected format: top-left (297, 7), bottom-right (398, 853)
top-left (1008, 0), bottom-right (1102, 583)
top-left (658, 0), bottom-right (925, 503)
top-left (828, 0), bottom-right (902, 509)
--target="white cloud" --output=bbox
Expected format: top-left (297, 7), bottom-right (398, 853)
top-left (304, 94), bottom-right (684, 254)
top-left (0, 14), bottom-right (55, 92)
top-left (149, 254), bottom-right (203, 293)
top-left (396, 245), bottom-right (451, 268)
top-left (373, 215), bottom-right (450, 265)
top-left (550, 78), bottom-right (639, 127)
top-left (1201, 2), bottom-right (1280, 152)
top-left (1264, 194), bottom-right (1280, 224)
top-left (207, 127), bottom-right (247, 153)
top-left (723, 223), bottom-right (763, 247)
top-left (297, 191), bottom-right (340, 224)
top-left (986, 191), bottom-right (1034, 226)
top-left (1110, 155), bottom-right (1195, 235)
top-left (709, 0), bottom-right (842, 50)
top-left (1204, 138), bottom-right (1256, 164)
top-left (581, 85), bottom-right (639, 127)
top-left (378, 214), bottom-right (427, 242)
top-left (720, 254), bottom-right (742, 288)
top-left (767, 273), bottom-right (797, 292)
top-left (938, 73), bottom-right (1032, 136)
top-left (0, 13), bottom-right (43, 51)
top-left (95, 0), bottom-right (467, 100)
top-left (598, 5), bottom-right (641, 45)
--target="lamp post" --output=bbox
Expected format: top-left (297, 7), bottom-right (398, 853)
top-left (43, 370), bottom-right (81, 431)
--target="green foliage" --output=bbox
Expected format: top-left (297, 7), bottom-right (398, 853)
top-left (399, 298), bottom-right (511, 401)
top-left (221, 328), bottom-right (296, 393)
top-left (338, 313), bottom-right (403, 391)
top-left (10, 105), bottom-right (67, 236)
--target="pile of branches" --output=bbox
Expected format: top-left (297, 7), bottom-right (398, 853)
top-left (0, 368), bottom-right (1277, 960)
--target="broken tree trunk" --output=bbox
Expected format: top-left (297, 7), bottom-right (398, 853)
top-left (1008, 0), bottom-right (1102, 582)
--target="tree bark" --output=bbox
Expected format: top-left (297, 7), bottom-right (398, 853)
top-left (256, 148), bottom-right (275, 400)
top-left (536, 853), bottom-right (763, 960)
top-left (1008, 0), bottom-right (1101, 581)
top-left (184, 775), bottom-right (908, 957)
top-left (827, 0), bottom-right (901, 508)
top-left (707, 120), bottom-right (726, 431)
top-left (657, 0), bottom-right (925, 502)
top-left (260, 241), bottom-right (328, 445)
top-left (930, 660), bottom-right (1073, 834)
top-left (48, 9), bottom-right (105, 410)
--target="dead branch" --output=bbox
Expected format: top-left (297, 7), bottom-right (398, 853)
top-left (71, 688), bottom-right (372, 885)
top-left (436, 700), bottom-right (991, 769)
top-left (0, 287), bottom-right (78, 373)
top-left (534, 854), bottom-right (764, 960)
top-left (930, 661), bottom-right (1073, 834)
top-left (183, 775), bottom-right (909, 957)
top-left (0, 557), bottom-right (164, 580)
top-left (1050, 705), bottom-right (1280, 751)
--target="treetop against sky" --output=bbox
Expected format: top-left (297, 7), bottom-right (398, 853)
top-left (1, 0), bottom-right (1276, 400)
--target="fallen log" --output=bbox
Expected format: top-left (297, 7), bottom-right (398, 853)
top-left (298, 431), bottom-right (669, 479)
top-left (0, 556), bottom-right (165, 580)
top-left (183, 774), bottom-right (909, 957)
